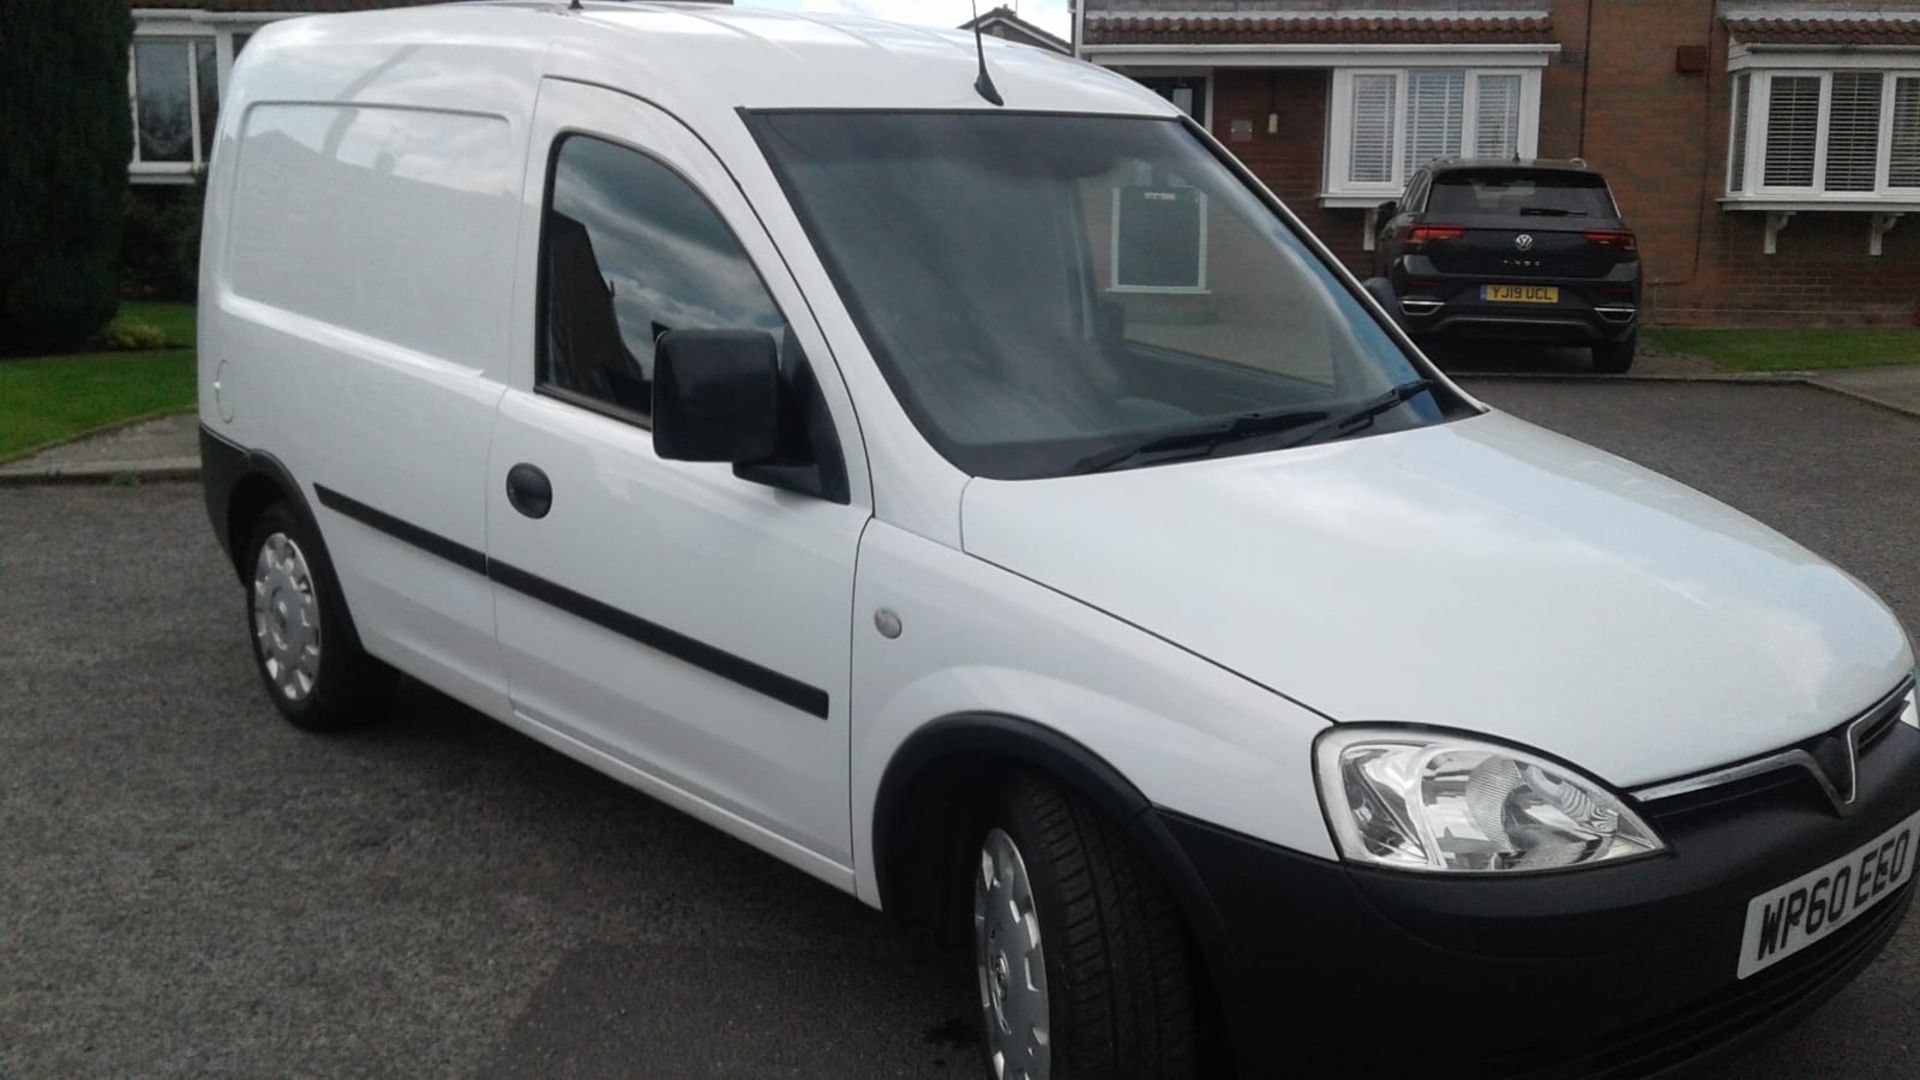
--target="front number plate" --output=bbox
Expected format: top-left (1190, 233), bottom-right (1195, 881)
top-left (1738, 810), bottom-right (1919, 979)
top-left (1481, 284), bottom-right (1559, 303)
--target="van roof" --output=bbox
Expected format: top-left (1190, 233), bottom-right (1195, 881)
top-left (239, 0), bottom-right (1169, 118)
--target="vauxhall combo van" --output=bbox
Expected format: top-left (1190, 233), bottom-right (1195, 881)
top-left (198, 3), bottom-right (1919, 1077)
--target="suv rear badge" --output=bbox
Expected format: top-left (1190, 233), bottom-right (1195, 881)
top-left (1514, 234), bottom-right (1535, 251)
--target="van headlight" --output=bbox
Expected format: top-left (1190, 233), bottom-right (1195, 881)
top-left (1315, 728), bottom-right (1665, 873)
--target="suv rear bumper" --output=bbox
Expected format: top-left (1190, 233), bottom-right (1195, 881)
top-left (1161, 715), bottom-right (1920, 1079)
top-left (1388, 258), bottom-right (1640, 346)
top-left (1404, 301), bottom-right (1639, 344)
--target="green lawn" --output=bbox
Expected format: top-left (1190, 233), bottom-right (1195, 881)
top-left (1646, 328), bottom-right (1920, 373)
top-left (0, 349), bottom-right (196, 462)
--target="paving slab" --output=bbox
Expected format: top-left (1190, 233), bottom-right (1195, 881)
top-left (1809, 365), bottom-right (1920, 417)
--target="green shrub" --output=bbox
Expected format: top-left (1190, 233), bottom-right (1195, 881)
top-left (99, 320), bottom-right (172, 351)
top-left (0, 1), bottom-right (134, 353)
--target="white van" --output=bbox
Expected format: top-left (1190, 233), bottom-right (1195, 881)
top-left (198, 3), bottom-right (1919, 1077)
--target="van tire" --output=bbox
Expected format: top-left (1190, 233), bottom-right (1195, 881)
top-left (243, 503), bottom-right (393, 732)
top-left (1593, 333), bottom-right (1637, 374)
top-left (973, 772), bottom-right (1196, 1080)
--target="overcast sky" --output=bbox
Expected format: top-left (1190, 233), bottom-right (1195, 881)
top-left (736, 1), bottom-right (1073, 40)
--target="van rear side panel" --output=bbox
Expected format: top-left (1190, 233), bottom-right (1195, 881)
top-left (201, 22), bottom-right (547, 722)
top-left (226, 104), bottom-right (517, 374)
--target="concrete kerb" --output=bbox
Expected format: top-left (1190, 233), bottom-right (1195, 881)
top-left (0, 456), bottom-right (202, 487)
top-left (1454, 370), bottom-right (1920, 421)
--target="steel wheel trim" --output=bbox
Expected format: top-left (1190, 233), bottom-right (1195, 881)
top-left (251, 532), bottom-right (322, 703)
top-left (975, 827), bottom-right (1050, 1080)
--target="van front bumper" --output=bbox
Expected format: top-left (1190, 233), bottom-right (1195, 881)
top-left (1161, 719), bottom-right (1920, 1079)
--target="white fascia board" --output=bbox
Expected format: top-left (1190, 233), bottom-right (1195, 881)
top-left (1721, 196), bottom-right (1920, 212)
top-left (1319, 194), bottom-right (1394, 209)
top-left (1083, 43), bottom-right (1558, 69)
top-left (133, 10), bottom-right (296, 28)
top-left (1729, 43), bottom-right (1920, 70)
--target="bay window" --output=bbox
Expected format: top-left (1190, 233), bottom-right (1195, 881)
top-left (1327, 67), bottom-right (1541, 198)
top-left (1726, 67), bottom-right (1920, 199)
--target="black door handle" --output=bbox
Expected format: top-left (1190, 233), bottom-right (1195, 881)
top-left (505, 463), bottom-right (552, 519)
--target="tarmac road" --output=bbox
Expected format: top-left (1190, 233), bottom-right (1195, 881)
top-left (2, 380), bottom-right (1915, 1077)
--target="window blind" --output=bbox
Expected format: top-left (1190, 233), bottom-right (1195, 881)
top-left (1762, 75), bottom-right (1821, 187)
top-left (1893, 76), bottom-right (1920, 188)
top-left (1824, 72), bottom-right (1883, 192)
top-left (1473, 74), bottom-right (1523, 159)
top-left (1404, 70), bottom-right (1465, 174)
top-left (1349, 74), bottom-right (1397, 184)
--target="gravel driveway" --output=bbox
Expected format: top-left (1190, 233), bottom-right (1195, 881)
top-left (2, 380), bottom-right (1915, 1077)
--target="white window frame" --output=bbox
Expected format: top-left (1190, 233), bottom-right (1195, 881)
top-left (129, 14), bottom-right (276, 183)
top-left (1724, 58), bottom-right (1920, 205)
top-left (1324, 66), bottom-right (1543, 204)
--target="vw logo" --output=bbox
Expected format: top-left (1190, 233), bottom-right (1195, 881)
top-left (1514, 233), bottom-right (1535, 251)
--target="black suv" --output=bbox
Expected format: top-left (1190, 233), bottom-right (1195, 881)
top-left (1367, 159), bottom-right (1642, 372)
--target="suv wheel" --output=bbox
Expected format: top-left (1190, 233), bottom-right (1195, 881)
top-left (972, 773), bottom-right (1195, 1080)
top-left (244, 503), bottom-right (393, 731)
top-left (1593, 332), bottom-right (1637, 374)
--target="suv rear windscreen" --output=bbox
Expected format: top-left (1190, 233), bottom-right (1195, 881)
top-left (1427, 170), bottom-right (1617, 218)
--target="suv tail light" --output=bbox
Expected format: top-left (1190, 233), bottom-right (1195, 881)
top-left (1406, 226), bottom-right (1465, 248)
top-left (1585, 230), bottom-right (1637, 253)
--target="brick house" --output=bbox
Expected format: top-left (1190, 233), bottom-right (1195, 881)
top-left (1078, 1), bottom-right (1920, 327)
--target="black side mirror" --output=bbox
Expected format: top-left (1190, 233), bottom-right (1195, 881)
top-left (1376, 200), bottom-right (1398, 221)
top-left (652, 329), bottom-right (780, 464)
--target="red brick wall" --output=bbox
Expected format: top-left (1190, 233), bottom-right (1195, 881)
top-left (1536, 0), bottom-right (1590, 159)
top-left (1577, 0), bottom-right (1717, 317)
top-left (1681, 208), bottom-right (1920, 326)
top-left (1538, 0), bottom-right (1914, 326)
top-left (1208, 69), bottom-right (1377, 274)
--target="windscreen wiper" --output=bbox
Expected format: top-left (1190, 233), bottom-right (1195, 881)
top-left (1071, 407), bottom-right (1330, 475)
top-left (1519, 207), bottom-right (1585, 216)
top-left (1279, 378), bottom-right (1435, 450)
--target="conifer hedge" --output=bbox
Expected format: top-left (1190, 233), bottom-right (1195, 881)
top-left (0, 0), bottom-right (134, 352)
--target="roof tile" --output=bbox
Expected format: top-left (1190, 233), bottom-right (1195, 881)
top-left (1725, 17), bottom-right (1920, 47)
top-left (1084, 13), bottom-right (1553, 46)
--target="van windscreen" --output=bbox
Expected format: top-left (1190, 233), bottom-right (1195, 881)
top-left (750, 111), bottom-right (1447, 480)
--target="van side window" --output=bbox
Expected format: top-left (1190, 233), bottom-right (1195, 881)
top-left (538, 135), bottom-right (787, 419)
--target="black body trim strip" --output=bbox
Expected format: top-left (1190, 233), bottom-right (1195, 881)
top-left (310, 484), bottom-right (829, 719)
top-left (488, 561), bottom-right (830, 719)
top-left (315, 485), bottom-right (490, 576)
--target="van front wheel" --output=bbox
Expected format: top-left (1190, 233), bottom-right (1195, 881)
top-left (244, 503), bottom-right (392, 731)
top-left (973, 773), bottom-right (1196, 1080)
